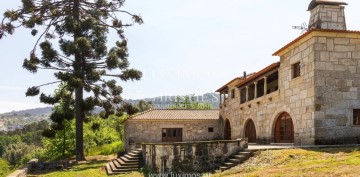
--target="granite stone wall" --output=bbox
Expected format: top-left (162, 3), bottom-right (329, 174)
top-left (220, 36), bottom-right (317, 145)
top-left (124, 120), bottom-right (221, 152)
top-left (308, 5), bottom-right (346, 30)
top-left (313, 35), bottom-right (360, 144)
top-left (142, 139), bottom-right (247, 173)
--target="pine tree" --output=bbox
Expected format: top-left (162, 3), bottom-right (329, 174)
top-left (1, 0), bottom-right (143, 161)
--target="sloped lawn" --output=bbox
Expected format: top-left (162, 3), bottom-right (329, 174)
top-left (27, 155), bottom-right (143, 177)
top-left (213, 147), bottom-right (360, 177)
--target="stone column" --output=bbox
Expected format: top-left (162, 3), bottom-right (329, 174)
top-left (264, 77), bottom-right (268, 95)
top-left (254, 81), bottom-right (258, 98)
top-left (246, 86), bottom-right (249, 101)
top-left (238, 88), bottom-right (241, 103)
top-left (220, 93), bottom-right (222, 104)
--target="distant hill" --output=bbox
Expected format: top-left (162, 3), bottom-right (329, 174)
top-left (1, 93), bottom-right (220, 117)
top-left (1, 107), bottom-right (53, 117)
top-left (125, 93), bottom-right (220, 109)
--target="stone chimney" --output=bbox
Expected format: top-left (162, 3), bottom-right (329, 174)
top-left (308, 0), bottom-right (348, 30)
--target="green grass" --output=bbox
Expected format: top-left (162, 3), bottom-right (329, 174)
top-left (28, 147), bottom-right (360, 177)
top-left (86, 141), bottom-right (124, 156)
top-left (213, 147), bottom-right (360, 177)
top-left (28, 156), bottom-right (143, 177)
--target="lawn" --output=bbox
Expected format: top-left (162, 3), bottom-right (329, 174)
top-left (27, 147), bottom-right (360, 177)
top-left (27, 155), bottom-right (143, 177)
top-left (213, 147), bottom-right (360, 177)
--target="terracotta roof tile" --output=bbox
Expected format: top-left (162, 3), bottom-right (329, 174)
top-left (235, 62), bottom-right (280, 88)
top-left (127, 109), bottom-right (219, 121)
top-left (273, 29), bottom-right (360, 56)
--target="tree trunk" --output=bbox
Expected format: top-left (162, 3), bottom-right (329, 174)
top-left (73, 0), bottom-right (86, 162)
top-left (75, 87), bottom-right (85, 161)
top-left (62, 128), bottom-right (65, 156)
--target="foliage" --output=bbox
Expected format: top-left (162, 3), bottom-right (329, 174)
top-left (87, 141), bottom-right (123, 156)
top-left (170, 95), bottom-right (212, 110)
top-left (0, 158), bottom-right (10, 177)
top-left (42, 114), bottom-right (126, 160)
top-left (3, 142), bottom-right (44, 166)
top-left (135, 100), bottom-right (153, 112)
top-left (1, 0), bottom-right (143, 161)
top-left (0, 120), bottom-right (50, 167)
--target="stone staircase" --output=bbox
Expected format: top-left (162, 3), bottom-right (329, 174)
top-left (106, 149), bottom-right (143, 175)
top-left (219, 149), bottom-right (255, 172)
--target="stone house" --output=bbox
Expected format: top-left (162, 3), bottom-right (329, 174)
top-left (216, 0), bottom-right (360, 146)
top-left (123, 109), bottom-right (221, 151)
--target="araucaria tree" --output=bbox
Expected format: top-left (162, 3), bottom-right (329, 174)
top-left (1, 0), bottom-right (143, 161)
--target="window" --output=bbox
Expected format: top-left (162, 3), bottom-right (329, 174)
top-left (208, 127), bottom-right (214, 132)
top-left (240, 88), bottom-right (246, 104)
top-left (231, 89), bottom-right (235, 99)
top-left (162, 128), bottom-right (183, 142)
top-left (292, 62), bottom-right (301, 79)
top-left (353, 109), bottom-right (360, 125)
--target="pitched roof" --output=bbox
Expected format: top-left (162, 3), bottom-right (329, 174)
top-left (273, 29), bottom-right (360, 56)
top-left (126, 109), bottom-right (219, 121)
top-left (215, 73), bottom-right (257, 92)
top-left (215, 77), bottom-right (243, 92)
top-left (235, 62), bottom-right (280, 88)
top-left (308, 0), bottom-right (347, 11)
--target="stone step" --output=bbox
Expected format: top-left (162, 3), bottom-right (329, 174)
top-left (224, 162), bottom-right (235, 168)
top-left (114, 158), bottom-right (142, 166)
top-left (106, 163), bottom-right (113, 175)
top-left (228, 158), bottom-right (241, 164)
top-left (236, 151), bottom-right (253, 157)
top-left (124, 154), bottom-right (142, 160)
top-left (112, 159), bottom-right (142, 169)
top-left (120, 156), bottom-right (143, 163)
top-left (109, 162), bottom-right (139, 173)
top-left (220, 166), bottom-right (229, 172)
top-left (132, 149), bottom-right (142, 154)
top-left (128, 152), bottom-right (142, 157)
top-left (231, 154), bottom-right (247, 160)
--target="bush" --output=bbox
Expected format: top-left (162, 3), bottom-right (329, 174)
top-left (0, 158), bottom-right (10, 177)
top-left (87, 141), bottom-right (124, 156)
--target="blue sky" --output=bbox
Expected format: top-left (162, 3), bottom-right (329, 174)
top-left (0, 0), bottom-right (360, 113)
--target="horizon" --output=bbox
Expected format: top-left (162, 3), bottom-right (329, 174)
top-left (1, 0), bottom-right (360, 113)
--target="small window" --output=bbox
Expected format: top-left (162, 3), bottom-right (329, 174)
top-left (292, 62), bottom-right (301, 79)
top-left (353, 109), bottom-right (360, 125)
top-left (231, 89), bottom-right (235, 99)
top-left (208, 127), bottom-right (214, 132)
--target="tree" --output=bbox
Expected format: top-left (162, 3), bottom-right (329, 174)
top-left (171, 95), bottom-right (212, 110)
top-left (1, 0), bottom-right (143, 161)
top-left (136, 100), bottom-right (153, 112)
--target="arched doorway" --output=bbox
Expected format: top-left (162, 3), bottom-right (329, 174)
top-left (224, 119), bottom-right (231, 140)
top-left (245, 119), bottom-right (256, 143)
top-left (274, 112), bottom-right (294, 143)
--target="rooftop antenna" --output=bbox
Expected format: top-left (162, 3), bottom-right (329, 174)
top-left (292, 22), bottom-right (308, 34)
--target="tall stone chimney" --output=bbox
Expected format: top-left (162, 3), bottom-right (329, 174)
top-left (308, 0), bottom-right (348, 30)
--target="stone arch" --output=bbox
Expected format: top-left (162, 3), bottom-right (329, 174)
top-left (218, 116), bottom-right (225, 139)
top-left (244, 118), bottom-right (257, 143)
top-left (273, 112), bottom-right (295, 143)
top-left (224, 119), bottom-right (232, 140)
top-left (269, 106), bottom-right (298, 143)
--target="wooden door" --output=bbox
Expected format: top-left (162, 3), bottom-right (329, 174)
top-left (245, 119), bottom-right (256, 143)
top-left (274, 113), bottom-right (294, 143)
top-left (162, 128), bottom-right (182, 142)
top-left (224, 119), bottom-right (232, 140)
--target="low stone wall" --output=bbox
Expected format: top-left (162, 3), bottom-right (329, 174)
top-left (142, 139), bottom-right (247, 173)
top-left (7, 167), bottom-right (27, 177)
